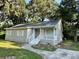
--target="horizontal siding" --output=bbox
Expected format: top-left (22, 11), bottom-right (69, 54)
top-left (5, 29), bottom-right (27, 43)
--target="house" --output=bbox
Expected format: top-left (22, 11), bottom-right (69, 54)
top-left (5, 19), bottom-right (63, 45)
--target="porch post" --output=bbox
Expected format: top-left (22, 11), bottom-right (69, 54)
top-left (40, 28), bottom-right (42, 40)
top-left (54, 28), bottom-right (56, 37)
top-left (33, 28), bottom-right (35, 39)
top-left (45, 29), bottom-right (47, 40)
top-left (53, 28), bottom-right (56, 45)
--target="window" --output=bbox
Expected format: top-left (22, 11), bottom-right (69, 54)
top-left (17, 30), bottom-right (24, 36)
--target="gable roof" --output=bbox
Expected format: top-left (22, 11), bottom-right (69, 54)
top-left (6, 20), bottom-right (60, 30)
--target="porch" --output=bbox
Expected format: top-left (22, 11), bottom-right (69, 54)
top-left (27, 27), bottom-right (57, 45)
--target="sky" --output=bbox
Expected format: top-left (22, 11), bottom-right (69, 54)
top-left (55, 0), bottom-right (61, 4)
top-left (25, 0), bottom-right (61, 4)
top-left (25, 0), bottom-right (30, 3)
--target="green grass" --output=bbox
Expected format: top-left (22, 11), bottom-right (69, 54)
top-left (70, 42), bottom-right (79, 51)
top-left (0, 40), bottom-right (42, 59)
top-left (61, 40), bottom-right (79, 51)
top-left (0, 40), bottom-right (21, 48)
top-left (0, 48), bottom-right (42, 59)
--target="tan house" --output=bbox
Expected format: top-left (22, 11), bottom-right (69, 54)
top-left (5, 19), bottom-right (63, 45)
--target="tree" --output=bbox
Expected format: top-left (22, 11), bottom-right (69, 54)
top-left (0, 0), bottom-right (26, 25)
top-left (27, 0), bottom-right (58, 21)
top-left (59, 0), bottom-right (77, 21)
top-left (59, 0), bottom-right (78, 41)
top-left (0, 0), bottom-right (5, 10)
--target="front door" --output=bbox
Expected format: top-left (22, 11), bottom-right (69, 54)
top-left (35, 28), bottom-right (40, 39)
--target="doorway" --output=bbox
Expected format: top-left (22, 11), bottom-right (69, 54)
top-left (35, 28), bottom-right (40, 38)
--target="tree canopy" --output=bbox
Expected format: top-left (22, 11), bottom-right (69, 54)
top-left (4, 0), bottom-right (26, 17)
top-left (59, 0), bottom-right (78, 40)
top-left (0, 0), bottom-right (26, 25)
top-left (26, 0), bottom-right (58, 21)
top-left (59, 0), bottom-right (77, 22)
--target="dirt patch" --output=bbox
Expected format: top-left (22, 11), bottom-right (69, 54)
top-left (32, 43), bottom-right (56, 51)
top-left (57, 43), bottom-right (72, 49)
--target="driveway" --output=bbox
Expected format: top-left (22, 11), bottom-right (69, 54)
top-left (22, 44), bottom-right (79, 59)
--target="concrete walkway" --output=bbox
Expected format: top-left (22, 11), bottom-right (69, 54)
top-left (22, 44), bottom-right (79, 59)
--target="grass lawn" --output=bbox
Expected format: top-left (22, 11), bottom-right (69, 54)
top-left (59, 40), bottom-right (79, 51)
top-left (0, 40), bottom-right (42, 59)
top-left (0, 40), bottom-right (21, 48)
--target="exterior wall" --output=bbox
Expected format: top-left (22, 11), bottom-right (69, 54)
top-left (39, 28), bottom-right (55, 45)
top-left (54, 20), bottom-right (63, 45)
top-left (5, 29), bottom-right (27, 43)
top-left (40, 20), bottom-right (63, 45)
top-left (5, 20), bottom-right (63, 45)
top-left (26, 28), bottom-right (35, 43)
top-left (27, 28), bottom-right (56, 45)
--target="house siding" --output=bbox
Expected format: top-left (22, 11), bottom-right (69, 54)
top-left (5, 29), bottom-right (27, 43)
top-left (41, 20), bottom-right (63, 45)
top-left (55, 20), bottom-right (62, 44)
top-left (39, 28), bottom-right (56, 45)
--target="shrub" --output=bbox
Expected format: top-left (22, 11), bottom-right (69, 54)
top-left (0, 31), bottom-right (5, 39)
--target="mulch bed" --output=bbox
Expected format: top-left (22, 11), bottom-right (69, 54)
top-left (32, 43), bottom-right (56, 51)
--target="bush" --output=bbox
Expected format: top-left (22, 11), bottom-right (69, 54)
top-left (63, 22), bottom-right (75, 41)
top-left (0, 31), bottom-right (5, 39)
